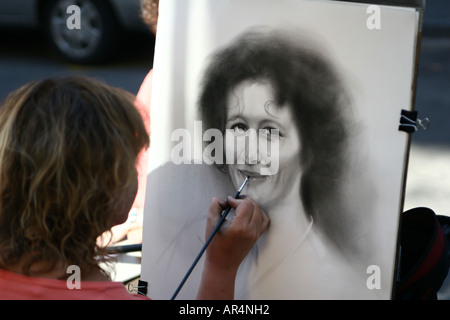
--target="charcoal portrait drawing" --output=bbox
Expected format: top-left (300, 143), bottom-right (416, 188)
top-left (197, 27), bottom-right (374, 299)
top-left (140, 0), bottom-right (420, 300)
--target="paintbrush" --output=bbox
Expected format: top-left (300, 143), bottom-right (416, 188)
top-left (170, 176), bottom-right (250, 300)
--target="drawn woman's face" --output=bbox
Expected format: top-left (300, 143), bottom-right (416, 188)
top-left (225, 80), bottom-right (302, 210)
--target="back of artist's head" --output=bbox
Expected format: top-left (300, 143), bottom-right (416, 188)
top-left (0, 76), bottom-right (149, 277)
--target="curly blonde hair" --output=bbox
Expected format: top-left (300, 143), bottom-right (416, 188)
top-left (0, 76), bottom-right (149, 278)
top-left (141, 0), bottom-right (159, 27)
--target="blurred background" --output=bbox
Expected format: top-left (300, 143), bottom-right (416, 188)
top-left (0, 0), bottom-right (155, 99)
top-left (0, 0), bottom-right (448, 214)
top-left (402, 0), bottom-right (450, 215)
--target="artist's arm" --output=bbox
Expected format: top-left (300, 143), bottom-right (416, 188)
top-left (196, 196), bottom-right (269, 300)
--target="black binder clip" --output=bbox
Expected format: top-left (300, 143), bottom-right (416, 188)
top-left (399, 110), bottom-right (430, 133)
top-left (127, 280), bottom-right (148, 296)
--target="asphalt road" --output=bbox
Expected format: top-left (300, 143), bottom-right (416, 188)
top-left (0, 28), bottom-right (155, 101)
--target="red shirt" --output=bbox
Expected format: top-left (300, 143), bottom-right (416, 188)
top-left (0, 269), bottom-right (150, 300)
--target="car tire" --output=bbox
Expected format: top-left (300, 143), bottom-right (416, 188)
top-left (42, 0), bottom-right (120, 64)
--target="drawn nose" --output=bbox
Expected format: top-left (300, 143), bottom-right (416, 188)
top-left (245, 129), bottom-right (259, 165)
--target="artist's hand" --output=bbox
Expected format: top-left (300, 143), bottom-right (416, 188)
top-left (197, 196), bottom-right (269, 299)
top-left (205, 196), bottom-right (269, 270)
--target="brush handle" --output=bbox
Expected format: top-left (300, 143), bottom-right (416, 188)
top-left (170, 177), bottom-right (249, 300)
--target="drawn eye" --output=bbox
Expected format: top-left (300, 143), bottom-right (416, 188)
top-left (260, 127), bottom-right (282, 137)
top-left (230, 123), bottom-right (248, 134)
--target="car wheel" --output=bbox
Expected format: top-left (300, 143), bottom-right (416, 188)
top-left (43, 0), bottom-right (120, 64)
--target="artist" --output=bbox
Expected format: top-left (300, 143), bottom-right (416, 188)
top-left (0, 76), bottom-right (269, 300)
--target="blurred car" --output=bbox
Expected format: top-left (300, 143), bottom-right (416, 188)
top-left (0, 0), bottom-right (149, 64)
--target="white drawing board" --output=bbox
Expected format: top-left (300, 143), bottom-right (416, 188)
top-left (140, 0), bottom-right (422, 299)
